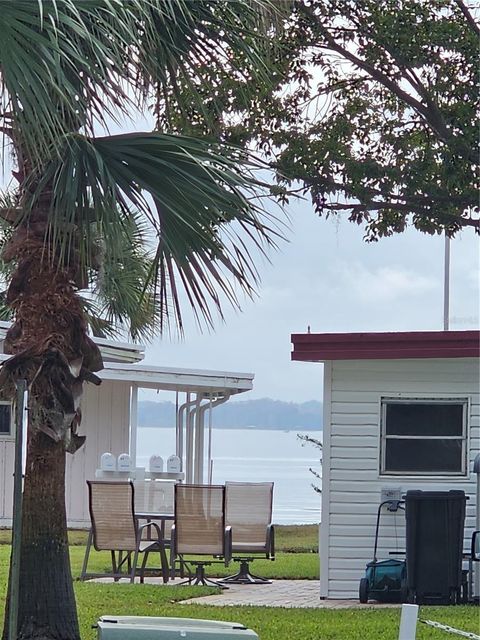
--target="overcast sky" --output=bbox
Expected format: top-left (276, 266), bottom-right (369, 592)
top-left (140, 195), bottom-right (479, 403)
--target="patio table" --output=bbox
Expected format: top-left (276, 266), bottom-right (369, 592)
top-left (136, 511), bottom-right (174, 541)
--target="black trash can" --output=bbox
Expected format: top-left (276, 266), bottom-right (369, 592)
top-left (405, 490), bottom-right (467, 605)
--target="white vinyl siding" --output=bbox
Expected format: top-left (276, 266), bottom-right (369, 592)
top-left (65, 380), bottom-right (131, 527)
top-left (320, 357), bottom-right (479, 600)
top-left (0, 380), bottom-right (131, 527)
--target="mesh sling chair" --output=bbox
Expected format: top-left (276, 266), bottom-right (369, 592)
top-left (221, 481), bottom-right (275, 585)
top-left (170, 484), bottom-right (232, 587)
top-left (80, 480), bottom-right (169, 584)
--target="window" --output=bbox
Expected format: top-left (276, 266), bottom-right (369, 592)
top-left (380, 398), bottom-right (468, 476)
top-left (0, 403), bottom-right (12, 437)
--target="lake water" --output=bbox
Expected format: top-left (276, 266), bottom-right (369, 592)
top-left (136, 427), bottom-right (322, 525)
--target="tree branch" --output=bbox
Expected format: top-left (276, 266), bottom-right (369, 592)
top-left (306, 10), bottom-right (457, 149)
top-left (298, 175), bottom-right (477, 208)
top-left (454, 0), bottom-right (480, 37)
top-left (323, 202), bottom-right (480, 229)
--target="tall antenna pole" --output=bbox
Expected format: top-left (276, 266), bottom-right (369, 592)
top-left (443, 234), bottom-right (450, 331)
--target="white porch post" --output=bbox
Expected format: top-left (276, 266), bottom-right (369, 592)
top-left (129, 383), bottom-right (138, 466)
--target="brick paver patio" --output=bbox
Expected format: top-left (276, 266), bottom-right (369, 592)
top-left (92, 577), bottom-right (400, 609)
top-left (178, 580), bottom-right (401, 609)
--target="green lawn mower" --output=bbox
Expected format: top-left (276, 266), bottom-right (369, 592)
top-left (359, 499), bottom-right (407, 604)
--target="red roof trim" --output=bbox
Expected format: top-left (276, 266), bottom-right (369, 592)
top-left (291, 330), bottom-right (480, 362)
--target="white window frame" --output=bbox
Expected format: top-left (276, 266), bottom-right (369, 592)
top-left (380, 397), bottom-right (468, 477)
top-left (0, 401), bottom-right (13, 440)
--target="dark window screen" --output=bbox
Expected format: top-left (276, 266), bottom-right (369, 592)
top-left (0, 404), bottom-right (11, 434)
top-left (385, 403), bottom-right (463, 437)
top-left (385, 439), bottom-right (463, 473)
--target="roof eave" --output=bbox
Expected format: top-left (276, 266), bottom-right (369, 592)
top-left (291, 330), bottom-right (480, 362)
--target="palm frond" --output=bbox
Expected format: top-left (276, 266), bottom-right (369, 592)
top-left (0, 292), bottom-right (12, 322)
top-left (89, 214), bottom-right (161, 342)
top-left (0, 1), bottom-right (285, 166)
top-left (78, 298), bottom-right (117, 340)
top-left (31, 131), bottom-right (282, 333)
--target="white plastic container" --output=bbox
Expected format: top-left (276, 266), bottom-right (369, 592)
top-left (96, 616), bottom-right (259, 639)
top-left (149, 455), bottom-right (164, 473)
top-left (166, 454), bottom-right (181, 473)
top-left (100, 452), bottom-right (116, 472)
top-left (117, 453), bottom-right (133, 472)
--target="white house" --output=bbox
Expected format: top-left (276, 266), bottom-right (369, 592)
top-left (0, 322), bottom-right (254, 528)
top-left (291, 329), bottom-right (480, 599)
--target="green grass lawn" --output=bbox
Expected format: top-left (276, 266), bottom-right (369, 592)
top-left (0, 526), bottom-right (478, 639)
top-left (69, 546), bottom-right (319, 581)
top-left (73, 588), bottom-right (479, 640)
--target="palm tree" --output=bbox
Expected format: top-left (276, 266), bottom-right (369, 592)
top-left (0, 2), bottom-right (283, 638)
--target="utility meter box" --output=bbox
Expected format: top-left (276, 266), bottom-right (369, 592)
top-left (96, 616), bottom-right (259, 639)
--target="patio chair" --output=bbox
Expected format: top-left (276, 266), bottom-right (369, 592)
top-left (221, 481), bottom-right (275, 585)
top-left (170, 484), bottom-right (232, 587)
top-left (80, 480), bottom-right (169, 584)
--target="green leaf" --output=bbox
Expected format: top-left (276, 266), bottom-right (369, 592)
top-left (0, 0), bottom-right (284, 167)
top-left (32, 131), bottom-right (282, 333)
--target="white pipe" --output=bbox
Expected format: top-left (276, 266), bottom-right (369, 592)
top-left (129, 384), bottom-right (138, 466)
top-left (177, 394), bottom-right (196, 474)
top-left (205, 394), bottom-right (230, 484)
top-left (185, 393), bottom-right (192, 483)
top-left (194, 398), bottom-right (210, 484)
top-left (189, 393), bottom-right (232, 484)
top-left (398, 604), bottom-right (418, 640)
top-left (443, 234), bottom-right (450, 331)
top-left (186, 395), bottom-right (199, 483)
top-left (193, 399), bottom-right (204, 484)
top-left (175, 391), bottom-right (180, 461)
top-left (173, 392), bottom-right (233, 484)
top-left (207, 395), bottom-right (213, 483)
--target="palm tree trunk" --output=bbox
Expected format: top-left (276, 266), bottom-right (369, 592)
top-left (3, 425), bottom-right (80, 640)
top-left (0, 218), bottom-right (102, 639)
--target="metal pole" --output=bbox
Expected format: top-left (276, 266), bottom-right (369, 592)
top-left (443, 234), bottom-right (450, 330)
top-left (9, 379), bottom-right (27, 640)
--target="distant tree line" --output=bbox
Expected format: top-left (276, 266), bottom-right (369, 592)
top-left (138, 398), bottom-right (323, 430)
